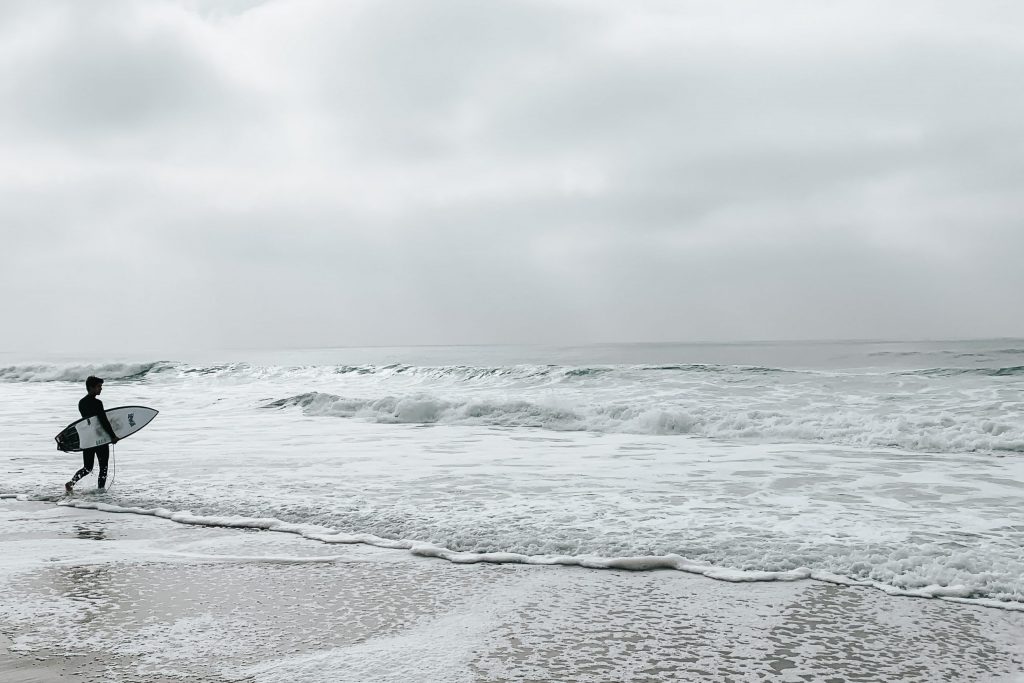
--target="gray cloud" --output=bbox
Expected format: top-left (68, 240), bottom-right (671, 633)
top-left (2, 0), bottom-right (1022, 353)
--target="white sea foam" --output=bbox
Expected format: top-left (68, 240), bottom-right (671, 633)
top-left (263, 388), bottom-right (1024, 454)
top-left (53, 498), bottom-right (1024, 611)
top-left (3, 352), bottom-right (1023, 454)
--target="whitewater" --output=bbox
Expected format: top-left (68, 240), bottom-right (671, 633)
top-left (1, 339), bottom-right (1022, 609)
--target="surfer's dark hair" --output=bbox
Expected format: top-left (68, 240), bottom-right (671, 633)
top-left (86, 376), bottom-right (104, 390)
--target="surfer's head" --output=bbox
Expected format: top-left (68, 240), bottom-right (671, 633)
top-left (86, 376), bottom-right (104, 395)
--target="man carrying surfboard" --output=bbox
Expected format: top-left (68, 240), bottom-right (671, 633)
top-left (65, 376), bottom-right (119, 493)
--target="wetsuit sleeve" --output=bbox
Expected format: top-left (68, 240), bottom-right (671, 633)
top-left (95, 400), bottom-right (118, 440)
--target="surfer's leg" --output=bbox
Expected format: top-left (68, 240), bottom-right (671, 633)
top-left (96, 446), bottom-right (110, 489)
top-left (68, 449), bottom-right (96, 490)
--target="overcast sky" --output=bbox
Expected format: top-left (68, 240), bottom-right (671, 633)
top-left (2, 0), bottom-right (1022, 353)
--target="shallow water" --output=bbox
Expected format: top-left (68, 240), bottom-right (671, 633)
top-left (2, 502), bottom-right (1022, 683)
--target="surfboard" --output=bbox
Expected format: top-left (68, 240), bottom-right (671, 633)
top-left (55, 406), bottom-right (159, 452)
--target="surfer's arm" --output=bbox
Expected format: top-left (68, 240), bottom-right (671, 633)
top-left (96, 403), bottom-right (120, 443)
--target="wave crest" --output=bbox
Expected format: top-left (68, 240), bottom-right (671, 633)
top-left (266, 392), bottom-right (584, 428)
top-left (265, 392), bottom-right (1024, 454)
top-left (0, 361), bottom-right (170, 383)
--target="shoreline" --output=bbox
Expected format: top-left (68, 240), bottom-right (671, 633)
top-left (2, 500), bottom-right (1023, 682)
top-left (50, 496), bottom-right (1024, 612)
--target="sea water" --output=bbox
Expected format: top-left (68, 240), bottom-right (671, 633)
top-left (1, 340), bottom-right (1021, 609)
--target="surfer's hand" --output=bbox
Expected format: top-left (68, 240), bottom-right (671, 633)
top-left (111, 436), bottom-right (120, 444)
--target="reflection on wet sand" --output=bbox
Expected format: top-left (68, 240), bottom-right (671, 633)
top-left (73, 524), bottom-right (107, 542)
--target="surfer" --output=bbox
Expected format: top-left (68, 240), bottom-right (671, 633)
top-left (65, 376), bottom-right (119, 493)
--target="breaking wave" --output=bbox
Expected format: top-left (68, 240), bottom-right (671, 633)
top-left (265, 391), bottom-right (1024, 454)
top-left (7, 356), bottom-right (1022, 455)
top-left (266, 392), bottom-right (584, 429)
top-left (4, 359), bottom-right (1022, 385)
top-left (0, 361), bottom-right (172, 383)
top-left (0, 361), bottom-right (804, 384)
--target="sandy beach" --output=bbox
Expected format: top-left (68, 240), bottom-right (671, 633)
top-left (1, 499), bottom-right (1021, 683)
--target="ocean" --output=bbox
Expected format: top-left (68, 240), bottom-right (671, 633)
top-left (2, 339), bottom-right (1022, 610)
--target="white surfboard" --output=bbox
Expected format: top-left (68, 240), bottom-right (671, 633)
top-left (55, 406), bottom-right (159, 452)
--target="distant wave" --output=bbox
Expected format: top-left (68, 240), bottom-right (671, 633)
top-left (639, 364), bottom-right (796, 374)
top-left (0, 361), bottom-right (277, 383)
top-left (0, 361), bottom-right (171, 383)
top-left (0, 361), bottom-right (804, 384)
top-left (869, 349), bottom-right (1024, 358)
top-left (326, 362), bottom-right (808, 381)
top-left (327, 363), bottom-right (795, 379)
top-left (332, 364), bottom-right (559, 380)
top-left (906, 366), bottom-right (1024, 377)
top-left (265, 391), bottom-right (1024, 454)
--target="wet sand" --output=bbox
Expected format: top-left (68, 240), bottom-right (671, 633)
top-left (1, 500), bottom-right (1022, 682)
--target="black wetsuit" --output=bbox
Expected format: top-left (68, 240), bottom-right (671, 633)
top-left (69, 395), bottom-right (116, 489)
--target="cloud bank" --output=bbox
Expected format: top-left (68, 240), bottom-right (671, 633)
top-left (2, 0), bottom-right (1022, 352)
